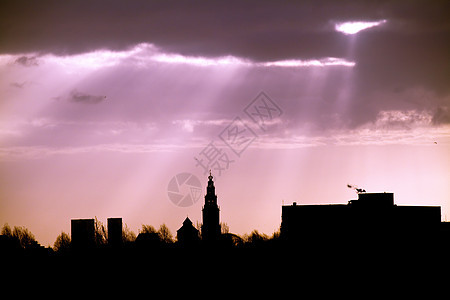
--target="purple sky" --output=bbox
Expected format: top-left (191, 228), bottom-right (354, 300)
top-left (0, 0), bottom-right (449, 246)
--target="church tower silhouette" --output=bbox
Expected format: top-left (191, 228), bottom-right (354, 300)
top-left (202, 171), bottom-right (221, 242)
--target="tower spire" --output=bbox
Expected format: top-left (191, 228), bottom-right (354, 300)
top-left (202, 172), bottom-right (221, 242)
top-left (206, 170), bottom-right (216, 201)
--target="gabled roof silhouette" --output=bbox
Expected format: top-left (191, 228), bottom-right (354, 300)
top-left (182, 217), bottom-right (193, 226)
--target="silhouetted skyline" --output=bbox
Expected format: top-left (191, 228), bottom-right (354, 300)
top-left (1, 173), bottom-right (449, 257)
top-left (0, 0), bottom-right (449, 247)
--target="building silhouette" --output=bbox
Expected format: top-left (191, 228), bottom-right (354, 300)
top-left (177, 217), bottom-right (200, 246)
top-left (202, 171), bottom-right (221, 242)
top-left (71, 217), bottom-right (123, 249)
top-left (71, 219), bottom-right (95, 249)
top-left (107, 218), bottom-right (122, 247)
top-left (281, 192), bottom-right (441, 244)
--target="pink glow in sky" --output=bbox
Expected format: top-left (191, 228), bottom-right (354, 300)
top-left (1, 1), bottom-right (449, 246)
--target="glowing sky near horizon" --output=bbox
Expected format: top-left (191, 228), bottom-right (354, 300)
top-left (0, 1), bottom-right (449, 246)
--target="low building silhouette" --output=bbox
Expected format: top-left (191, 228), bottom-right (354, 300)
top-left (107, 218), bottom-right (122, 247)
top-left (71, 219), bottom-right (95, 249)
top-left (177, 217), bottom-right (200, 247)
top-left (281, 193), bottom-right (441, 244)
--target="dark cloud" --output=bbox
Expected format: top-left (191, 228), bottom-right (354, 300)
top-left (1, 0), bottom-right (449, 130)
top-left (1, 1), bottom-right (448, 86)
top-left (69, 90), bottom-right (106, 104)
top-left (14, 56), bottom-right (39, 67)
top-left (10, 81), bottom-right (26, 88)
top-left (432, 106), bottom-right (450, 125)
top-left (1, 1), bottom-right (448, 57)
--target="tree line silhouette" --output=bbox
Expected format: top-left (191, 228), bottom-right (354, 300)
top-left (0, 220), bottom-right (282, 257)
top-left (2, 217), bottom-right (449, 287)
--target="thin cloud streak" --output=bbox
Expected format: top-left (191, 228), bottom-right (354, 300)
top-left (0, 43), bottom-right (356, 70)
top-left (261, 57), bottom-right (355, 67)
top-left (0, 143), bottom-right (203, 161)
top-left (2, 123), bottom-right (448, 161)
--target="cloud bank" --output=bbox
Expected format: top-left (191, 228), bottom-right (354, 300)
top-left (0, 0), bottom-right (449, 160)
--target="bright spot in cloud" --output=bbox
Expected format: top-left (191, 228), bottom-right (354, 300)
top-left (173, 120), bottom-right (195, 132)
top-left (335, 20), bottom-right (387, 35)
